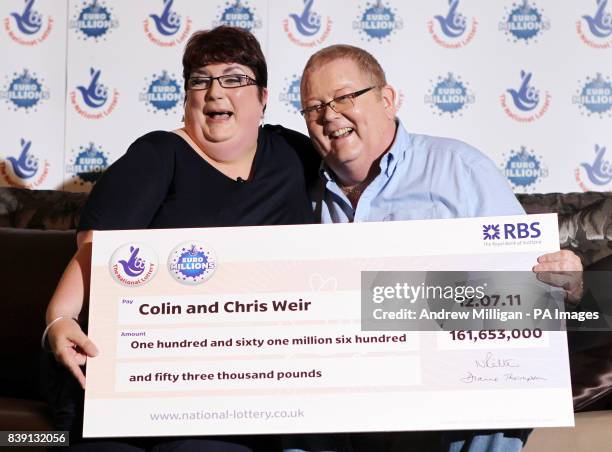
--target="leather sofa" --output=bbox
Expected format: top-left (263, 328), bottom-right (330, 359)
top-left (1, 187), bottom-right (611, 451)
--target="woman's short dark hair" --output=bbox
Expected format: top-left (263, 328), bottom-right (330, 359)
top-left (182, 26), bottom-right (267, 101)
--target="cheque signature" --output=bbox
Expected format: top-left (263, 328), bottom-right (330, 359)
top-left (474, 352), bottom-right (519, 369)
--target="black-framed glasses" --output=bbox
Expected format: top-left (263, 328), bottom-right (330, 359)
top-left (300, 86), bottom-right (376, 120)
top-left (186, 74), bottom-right (258, 90)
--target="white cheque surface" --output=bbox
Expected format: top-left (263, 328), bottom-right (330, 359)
top-left (83, 214), bottom-right (574, 437)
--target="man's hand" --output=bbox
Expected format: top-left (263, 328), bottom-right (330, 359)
top-left (532, 250), bottom-right (583, 304)
top-left (47, 318), bottom-right (99, 389)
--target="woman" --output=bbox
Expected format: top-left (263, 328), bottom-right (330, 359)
top-left (44, 26), bottom-right (317, 452)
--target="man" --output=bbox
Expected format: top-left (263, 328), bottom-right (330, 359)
top-left (296, 44), bottom-right (582, 452)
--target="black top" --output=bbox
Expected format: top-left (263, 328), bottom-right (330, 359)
top-left (78, 125), bottom-right (319, 230)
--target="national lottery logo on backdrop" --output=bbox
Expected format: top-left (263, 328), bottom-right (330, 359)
top-left (500, 70), bottom-right (550, 122)
top-left (0, 69), bottom-right (49, 112)
top-left (577, 0), bottom-right (612, 49)
top-left (428, 0), bottom-right (478, 48)
top-left (139, 71), bottom-right (183, 115)
top-left (499, 0), bottom-right (549, 44)
top-left (144, 0), bottom-right (192, 47)
top-left (65, 142), bottom-right (110, 186)
top-left (70, 67), bottom-right (118, 119)
top-left (110, 243), bottom-right (158, 287)
top-left (573, 73), bottom-right (612, 117)
top-left (213, 0), bottom-right (262, 32)
top-left (283, 0), bottom-right (332, 47)
top-left (168, 242), bottom-right (217, 285)
top-left (279, 75), bottom-right (302, 115)
top-left (69, 0), bottom-right (119, 41)
top-left (424, 72), bottom-right (474, 116)
top-left (0, 138), bottom-right (49, 188)
top-left (353, 0), bottom-right (403, 42)
top-left (575, 144), bottom-right (612, 192)
top-left (500, 146), bottom-right (548, 192)
top-left (4, 0), bottom-right (54, 45)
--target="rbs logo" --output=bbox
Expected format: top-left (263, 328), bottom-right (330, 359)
top-left (503, 222), bottom-right (541, 239)
top-left (483, 222), bottom-right (541, 240)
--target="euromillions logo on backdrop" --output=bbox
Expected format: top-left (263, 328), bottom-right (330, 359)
top-left (4, 0), bottom-right (54, 45)
top-left (0, 69), bottom-right (49, 112)
top-left (144, 0), bottom-right (192, 47)
top-left (65, 142), bottom-right (110, 186)
top-left (283, 0), bottom-right (332, 47)
top-left (213, 0), bottom-right (262, 31)
top-left (424, 72), bottom-right (474, 116)
top-left (0, 138), bottom-right (49, 188)
top-left (353, 0), bottom-right (403, 42)
top-left (428, 0), bottom-right (478, 48)
top-left (577, 0), bottom-right (612, 49)
top-left (69, 0), bottom-right (119, 41)
top-left (168, 242), bottom-right (217, 285)
top-left (70, 68), bottom-right (118, 119)
top-left (499, 0), bottom-right (549, 44)
top-left (501, 146), bottom-right (548, 191)
top-left (279, 75), bottom-right (302, 115)
top-left (500, 70), bottom-right (550, 122)
top-left (110, 243), bottom-right (158, 287)
top-left (572, 73), bottom-right (612, 117)
top-left (139, 71), bottom-right (183, 115)
top-left (575, 144), bottom-right (612, 192)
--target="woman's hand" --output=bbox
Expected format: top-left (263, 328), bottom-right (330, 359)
top-left (47, 317), bottom-right (99, 389)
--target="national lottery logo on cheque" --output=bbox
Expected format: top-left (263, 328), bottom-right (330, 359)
top-left (110, 243), bottom-right (158, 287)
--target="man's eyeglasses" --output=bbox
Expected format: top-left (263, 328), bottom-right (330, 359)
top-left (187, 74), bottom-right (258, 90)
top-left (300, 86), bottom-right (376, 120)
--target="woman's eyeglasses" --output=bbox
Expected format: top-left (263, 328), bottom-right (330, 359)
top-left (187, 74), bottom-right (258, 90)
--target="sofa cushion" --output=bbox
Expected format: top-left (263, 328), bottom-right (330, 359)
top-left (517, 193), bottom-right (612, 266)
top-left (0, 187), bottom-right (86, 230)
top-left (0, 228), bottom-right (76, 400)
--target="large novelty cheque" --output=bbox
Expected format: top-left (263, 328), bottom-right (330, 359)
top-left (83, 214), bottom-right (573, 437)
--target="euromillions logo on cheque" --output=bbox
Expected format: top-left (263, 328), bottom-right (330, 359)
top-left (501, 146), bottom-right (548, 192)
top-left (168, 242), bottom-right (217, 285)
top-left (69, 0), bottom-right (118, 41)
top-left (428, 0), bottom-right (478, 48)
top-left (65, 142), bottom-right (110, 186)
top-left (110, 243), bottom-right (158, 287)
top-left (283, 0), bottom-right (332, 48)
top-left (4, 0), bottom-right (54, 45)
top-left (424, 72), bottom-right (474, 116)
top-left (70, 68), bottom-right (118, 119)
top-left (577, 0), bottom-right (612, 49)
top-left (144, 0), bottom-right (192, 47)
top-left (279, 75), bottom-right (302, 115)
top-left (499, 0), bottom-right (549, 44)
top-left (353, 0), bottom-right (403, 42)
top-left (139, 71), bottom-right (183, 115)
top-left (0, 69), bottom-right (49, 112)
top-left (575, 144), bottom-right (612, 192)
top-left (213, 0), bottom-right (262, 32)
top-left (500, 70), bottom-right (550, 122)
top-left (0, 138), bottom-right (49, 188)
top-left (573, 73), bottom-right (612, 117)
